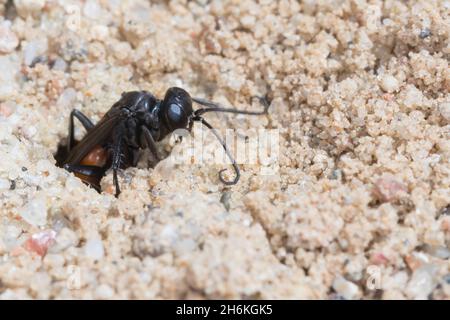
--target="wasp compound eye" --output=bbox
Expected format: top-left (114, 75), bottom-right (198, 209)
top-left (168, 103), bottom-right (183, 123)
top-left (164, 102), bottom-right (188, 130)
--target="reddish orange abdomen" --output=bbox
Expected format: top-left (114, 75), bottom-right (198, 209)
top-left (74, 145), bottom-right (108, 186)
top-left (80, 145), bottom-right (108, 167)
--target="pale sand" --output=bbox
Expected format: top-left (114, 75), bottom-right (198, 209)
top-left (0, 0), bottom-right (449, 299)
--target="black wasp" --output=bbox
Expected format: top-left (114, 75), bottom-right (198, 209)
top-left (61, 87), bottom-right (269, 197)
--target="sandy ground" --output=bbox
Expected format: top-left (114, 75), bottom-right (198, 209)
top-left (0, 0), bottom-right (449, 299)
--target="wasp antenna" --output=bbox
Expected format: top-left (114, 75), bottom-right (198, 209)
top-left (193, 95), bottom-right (269, 117)
top-left (193, 116), bottom-right (240, 185)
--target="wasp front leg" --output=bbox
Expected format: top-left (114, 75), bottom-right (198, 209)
top-left (140, 125), bottom-right (160, 161)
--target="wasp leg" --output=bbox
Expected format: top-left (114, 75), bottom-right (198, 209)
top-left (63, 164), bottom-right (104, 192)
top-left (68, 109), bottom-right (95, 152)
top-left (111, 127), bottom-right (125, 197)
top-left (131, 148), bottom-right (140, 167)
top-left (112, 169), bottom-right (120, 197)
top-left (140, 126), bottom-right (160, 161)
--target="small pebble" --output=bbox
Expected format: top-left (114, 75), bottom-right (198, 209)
top-left (83, 0), bottom-right (102, 20)
top-left (0, 102), bottom-right (13, 117)
top-left (332, 276), bottom-right (360, 300)
top-left (0, 56), bottom-right (19, 99)
top-left (112, 41), bottom-right (132, 61)
top-left (160, 225), bottom-right (178, 243)
top-left (444, 274), bottom-right (450, 285)
top-left (441, 205), bottom-right (450, 216)
top-left (84, 237), bottom-right (104, 260)
top-left (20, 196), bottom-right (48, 226)
top-left (370, 252), bottom-right (389, 266)
top-left (241, 15), bottom-right (256, 28)
top-left (23, 230), bottom-right (57, 257)
top-left (1, 224), bottom-right (23, 250)
top-left (56, 88), bottom-right (77, 108)
top-left (380, 74), bottom-right (399, 93)
top-left (23, 39), bottom-right (48, 66)
top-left (15, 0), bottom-right (46, 17)
top-left (330, 169), bottom-right (342, 180)
top-left (175, 239), bottom-right (197, 255)
top-left (419, 28), bottom-right (431, 39)
top-left (439, 102), bottom-right (450, 121)
top-left (51, 214), bottom-right (72, 232)
top-left (48, 228), bottom-right (79, 253)
top-left (403, 85), bottom-right (423, 109)
top-left (373, 177), bottom-right (407, 202)
top-left (424, 245), bottom-right (450, 260)
top-left (0, 21), bottom-right (19, 54)
top-left (405, 266), bottom-right (437, 299)
top-left (95, 284), bottom-right (114, 299)
top-left (51, 58), bottom-right (67, 71)
top-left (91, 25), bottom-right (109, 41)
top-left (405, 252), bottom-right (429, 271)
top-left (0, 178), bottom-right (10, 190)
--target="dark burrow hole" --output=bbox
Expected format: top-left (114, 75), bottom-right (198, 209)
top-left (54, 142), bottom-right (69, 168)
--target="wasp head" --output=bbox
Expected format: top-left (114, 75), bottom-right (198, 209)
top-left (160, 87), bottom-right (193, 132)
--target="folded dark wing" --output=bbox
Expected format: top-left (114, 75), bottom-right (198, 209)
top-left (64, 109), bottom-right (123, 165)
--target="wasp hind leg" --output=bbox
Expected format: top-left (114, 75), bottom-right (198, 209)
top-left (68, 109), bottom-right (95, 152)
top-left (111, 128), bottom-right (126, 198)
